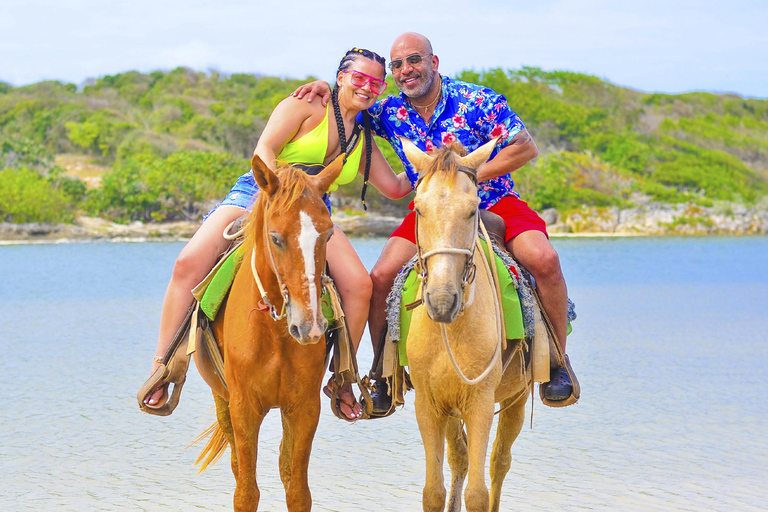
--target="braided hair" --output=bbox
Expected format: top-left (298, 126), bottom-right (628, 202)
top-left (332, 47), bottom-right (386, 210)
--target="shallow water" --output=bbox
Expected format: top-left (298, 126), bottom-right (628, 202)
top-left (1, 236), bottom-right (767, 511)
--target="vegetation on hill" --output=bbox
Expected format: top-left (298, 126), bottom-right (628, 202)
top-left (1, 66), bottom-right (766, 224)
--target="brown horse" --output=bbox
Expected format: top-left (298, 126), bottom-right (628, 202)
top-left (400, 139), bottom-right (531, 512)
top-left (194, 154), bottom-right (344, 512)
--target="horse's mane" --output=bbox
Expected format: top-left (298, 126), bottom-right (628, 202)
top-left (244, 164), bottom-right (319, 245)
top-left (418, 142), bottom-right (470, 189)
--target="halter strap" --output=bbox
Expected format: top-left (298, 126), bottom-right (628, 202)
top-left (414, 204), bottom-right (479, 304)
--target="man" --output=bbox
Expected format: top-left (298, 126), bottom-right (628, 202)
top-left (294, 33), bottom-right (577, 414)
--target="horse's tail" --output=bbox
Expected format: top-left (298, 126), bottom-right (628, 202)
top-left (191, 421), bottom-right (229, 473)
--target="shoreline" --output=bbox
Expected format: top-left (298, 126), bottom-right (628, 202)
top-left (1, 214), bottom-right (766, 246)
top-left (2, 200), bottom-right (768, 245)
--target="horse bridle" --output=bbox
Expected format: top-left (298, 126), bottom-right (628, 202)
top-left (223, 215), bottom-right (289, 321)
top-left (242, 198), bottom-right (291, 321)
top-left (414, 165), bottom-right (480, 311)
top-left (412, 163), bottom-right (506, 386)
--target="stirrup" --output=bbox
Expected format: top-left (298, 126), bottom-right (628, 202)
top-left (324, 375), bottom-right (365, 422)
top-left (360, 375), bottom-right (397, 419)
top-left (539, 354), bottom-right (580, 408)
top-left (137, 305), bottom-right (194, 416)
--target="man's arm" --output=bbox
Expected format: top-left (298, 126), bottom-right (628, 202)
top-left (476, 128), bottom-right (538, 182)
top-left (291, 81), bottom-right (332, 106)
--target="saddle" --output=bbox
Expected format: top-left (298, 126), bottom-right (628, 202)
top-left (138, 227), bottom-right (368, 418)
top-left (365, 218), bottom-right (579, 415)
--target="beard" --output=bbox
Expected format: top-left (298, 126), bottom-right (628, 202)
top-left (395, 67), bottom-right (436, 99)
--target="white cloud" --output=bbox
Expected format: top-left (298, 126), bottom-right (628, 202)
top-left (157, 40), bottom-right (218, 70)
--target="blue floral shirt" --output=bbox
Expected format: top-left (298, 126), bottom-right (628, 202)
top-left (362, 75), bottom-right (526, 209)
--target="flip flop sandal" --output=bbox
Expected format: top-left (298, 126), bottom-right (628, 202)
top-left (323, 382), bottom-right (361, 422)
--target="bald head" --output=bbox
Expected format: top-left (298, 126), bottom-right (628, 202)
top-left (389, 32), bottom-right (440, 99)
top-left (391, 32), bottom-right (433, 58)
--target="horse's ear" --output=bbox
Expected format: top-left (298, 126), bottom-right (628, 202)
top-left (399, 136), bottom-right (434, 173)
top-left (314, 153), bottom-right (345, 193)
top-left (251, 154), bottom-right (280, 195)
top-left (458, 137), bottom-right (500, 170)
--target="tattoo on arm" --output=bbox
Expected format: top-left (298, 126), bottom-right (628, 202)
top-left (510, 128), bottom-right (532, 145)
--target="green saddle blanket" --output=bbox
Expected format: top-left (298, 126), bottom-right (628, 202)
top-left (397, 238), bottom-right (526, 366)
top-left (200, 244), bottom-right (246, 321)
top-left (199, 243), bottom-right (335, 322)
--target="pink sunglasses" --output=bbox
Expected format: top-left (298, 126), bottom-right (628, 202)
top-left (341, 70), bottom-right (388, 95)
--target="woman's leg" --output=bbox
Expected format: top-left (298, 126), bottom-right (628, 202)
top-left (145, 205), bottom-right (246, 406)
top-left (325, 226), bottom-right (372, 419)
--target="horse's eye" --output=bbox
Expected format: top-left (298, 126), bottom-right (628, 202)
top-left (414, 207), bottom-right (422, 217)
top-left (269, 233), bottom-right (283, 248)
top-left (468, 209), bottom-right (477, 219)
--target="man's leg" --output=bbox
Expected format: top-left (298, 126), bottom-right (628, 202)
top-left (506, 230), bottom-right (574, 401)
top-left (367, 236), bottom-right (417, 413)
top-left (506, 230), bottom-right (568, 352)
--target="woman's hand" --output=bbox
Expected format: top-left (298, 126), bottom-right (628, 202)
top-left (291, 80), bottom-right (332, 106)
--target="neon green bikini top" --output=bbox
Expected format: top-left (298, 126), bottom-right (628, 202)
top-left (278, 103), bottom-right (362, 192)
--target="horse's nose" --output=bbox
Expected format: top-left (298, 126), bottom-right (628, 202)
top-left (289, 316), bottom-right (327, 345)
top-left (425, 290), bottom-right (459, 323)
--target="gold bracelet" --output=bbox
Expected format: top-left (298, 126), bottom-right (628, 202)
top-left (153, 356), bottom-right (164, 364)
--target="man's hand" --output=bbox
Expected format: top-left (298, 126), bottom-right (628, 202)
top-left (476, 128), bottom-right (538, 182)
top-left (291, 81), bottom-right (332, 106)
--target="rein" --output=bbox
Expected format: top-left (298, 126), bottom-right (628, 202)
top-left (436, 225), bottom-right (504, 385)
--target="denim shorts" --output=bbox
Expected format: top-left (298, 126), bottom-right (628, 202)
top-left (205, 170), bottom-right (333, 221)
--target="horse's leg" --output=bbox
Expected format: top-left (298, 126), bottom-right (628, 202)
top-left (445, 416), bottom-right (468, 512)
top-left (279, 411), bottom-right (293, 492)
top-left (461, 393), bottom-right (495, 512)
top-left (214, 394), bottom-right (238, 478)
top-left (229, 395), bottom-right (266, 512)
top-left (414, 392), bottom-right (448, 512)
top-left (489, 397), bottom-right (526, 512)
top-left (281, 399), bottom-right (321, 512)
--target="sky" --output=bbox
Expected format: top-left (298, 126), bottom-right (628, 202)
top-left (1, 0), bottom-right (767, 98)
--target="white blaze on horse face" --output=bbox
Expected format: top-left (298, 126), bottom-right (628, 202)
top-left (297, 210), bottom-right (322, 329)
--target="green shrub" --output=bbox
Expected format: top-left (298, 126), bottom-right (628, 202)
top-left (0, 167), bottom-right (76, 222)
top-left (86, 150), bottom-right (245, 222)
top-left (516, 151), bottom-right (634, 211)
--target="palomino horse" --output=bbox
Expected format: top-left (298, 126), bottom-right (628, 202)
top-left (401, 138), bottom-right (531, 512)
top-left (194, 154), bottom-right (344, 512)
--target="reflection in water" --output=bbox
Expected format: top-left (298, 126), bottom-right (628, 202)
top-left (2, 237), bottom-right (767, 511)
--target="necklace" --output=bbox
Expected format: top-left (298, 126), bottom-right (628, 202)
top-left (409, 88), bottom-right (441, 116)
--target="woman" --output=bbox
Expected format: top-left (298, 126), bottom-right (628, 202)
top-left (141, 48), bottom-right (412, 420)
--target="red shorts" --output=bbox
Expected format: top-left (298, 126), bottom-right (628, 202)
top-left (390, 196), bottom-right (548, 244)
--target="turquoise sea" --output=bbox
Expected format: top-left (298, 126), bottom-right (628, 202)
top-left (1, 236), bottom-right (767, 511)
